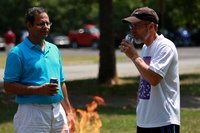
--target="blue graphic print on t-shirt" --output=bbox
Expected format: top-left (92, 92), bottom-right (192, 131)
top-left (139, 56), bottom-right (151, 100)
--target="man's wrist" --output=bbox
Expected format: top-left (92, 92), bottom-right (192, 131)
top-left (66, 112), bottom-right (74, 116)
top-left (131, 55), bottom-right (140, 61)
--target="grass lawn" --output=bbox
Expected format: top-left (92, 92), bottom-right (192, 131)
top-left (0, 104), bottom-right (200, 133)
top-left (0, 73), bottom-right (200, 133)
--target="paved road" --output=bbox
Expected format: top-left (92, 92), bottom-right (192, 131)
top-left (61, 47), bottom-right (200, 81)
top-left (0, 47), bottom-right (200, 81)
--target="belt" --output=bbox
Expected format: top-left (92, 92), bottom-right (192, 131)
top-left (20, 102), bottom-right (60, 108)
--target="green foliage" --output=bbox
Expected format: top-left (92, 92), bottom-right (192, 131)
top-left (0, 0), bottom-right (30, 33)
top-left (113, 0), bottom-right (143, 34)
top-left (172, 0), bottom-right (200, 28)
top-left (0, 0), bottom-right (200, 37)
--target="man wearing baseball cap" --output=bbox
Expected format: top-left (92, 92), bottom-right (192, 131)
top-left (120, 7), bottom-right (180, 133)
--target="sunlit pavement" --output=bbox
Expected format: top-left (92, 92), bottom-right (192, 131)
top-left (62, 58), bottom-right (200, 81)
top-left (0, 47), bottom-right (200, 82)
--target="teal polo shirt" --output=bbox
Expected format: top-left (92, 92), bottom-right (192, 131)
top-left (4, 37), bottom-right (65, 104)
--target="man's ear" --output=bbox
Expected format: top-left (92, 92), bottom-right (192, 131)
top-left (147, 22), bottom-right (154, 31)
top-left (26, 22), bottom-right (33, 29)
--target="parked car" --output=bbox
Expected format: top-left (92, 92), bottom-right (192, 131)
top-left (191, 29), bottom-right (200, 46)
top-left (0, 36), bottom-right (5, 51)
top-left (163, 27), bottom-right (194, 47)
top-left (45, 34), bottom-right (70, 48)
top-left (68, 24), bottom-right (100, 49)
top-left (52, 35), bottom-right (70, 47)
top-left (173, 28), bottom-right (194, 46)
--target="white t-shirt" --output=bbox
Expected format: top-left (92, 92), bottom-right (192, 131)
top-left (136, 34), bottom-right (180, 128)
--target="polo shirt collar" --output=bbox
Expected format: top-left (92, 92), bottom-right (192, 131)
top-left (24, 37), bottom-right (51, 49)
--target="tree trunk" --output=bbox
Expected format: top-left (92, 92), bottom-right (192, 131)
top-left (97, 0), bottom-right (118, 85)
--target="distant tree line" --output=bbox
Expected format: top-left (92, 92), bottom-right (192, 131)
top-left (0, 0), bottom-right (199, 37)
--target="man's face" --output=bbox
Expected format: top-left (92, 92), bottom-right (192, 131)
top-left (28, 12), bottom-right (51, 41)
top-left (129, 21), bottom-right (150, 44)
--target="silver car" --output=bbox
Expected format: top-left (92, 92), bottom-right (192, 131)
top-left (54, 35), bottom-right (70, 46)
top-left (0, 37), bottom-right (5, 50)
top-left (46, 34), bottom-right (70, 48)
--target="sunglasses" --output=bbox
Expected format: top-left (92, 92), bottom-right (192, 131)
top-left (129, 23), bottom-right (150, 29)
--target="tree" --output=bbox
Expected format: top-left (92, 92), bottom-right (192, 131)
top-left (171, 0), bottom-right (200, 28)
top-left (97, 0), bottom-right (118, 85)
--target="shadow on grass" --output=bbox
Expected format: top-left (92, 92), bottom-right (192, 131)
top-left (180, 74), bottom-right (200, 96)
top-left (66, 76), bottom-right (140, 96)
top-left (67, 73), bottom-right (200, 97)
top-left (97, 106), bottom-right (136, 116)
top-left (0, 88), bottom-right (17, 124)
top-left (0, 102), bottom-right (17, 124)
top-left (0, 73), bottom-right (200, 125)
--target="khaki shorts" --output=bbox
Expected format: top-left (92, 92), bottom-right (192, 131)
top-left (14, 103), bottom-right (69, 133)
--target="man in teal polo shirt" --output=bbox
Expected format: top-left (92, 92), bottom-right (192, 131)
top-left (3, 7), bottom-right (75, 133)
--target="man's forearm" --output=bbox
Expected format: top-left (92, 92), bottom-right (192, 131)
top-left (3, 82), bottom-right (40, 95)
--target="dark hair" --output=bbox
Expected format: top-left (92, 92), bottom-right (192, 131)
top-left (25, 7), bottom-right (46, 25)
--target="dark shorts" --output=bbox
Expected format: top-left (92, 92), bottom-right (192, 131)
top-left (137, 124), bottom-right (180, 133)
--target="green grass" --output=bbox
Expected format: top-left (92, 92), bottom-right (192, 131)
top-left (180, 109), bottom-right (200, 133)
top-left (66, 77), bottom-right (140, 96)
top-left (0, 55), bottom-right (6, 68)
top-left (66, 74), bottom-right (200, 97)
top-left (0, 104), bottom-right (17, 133)
top-left (180, 74), bottom-right (200, 96)
top-left (99, 106), bottom-right (136, 133)
top-left (0, 73), bottom-right (200, 133)
top-left (0, 104), bottom-right (200, 133)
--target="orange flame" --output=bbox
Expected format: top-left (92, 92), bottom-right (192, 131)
top-left (73, 96), bottom-right (105, 133)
